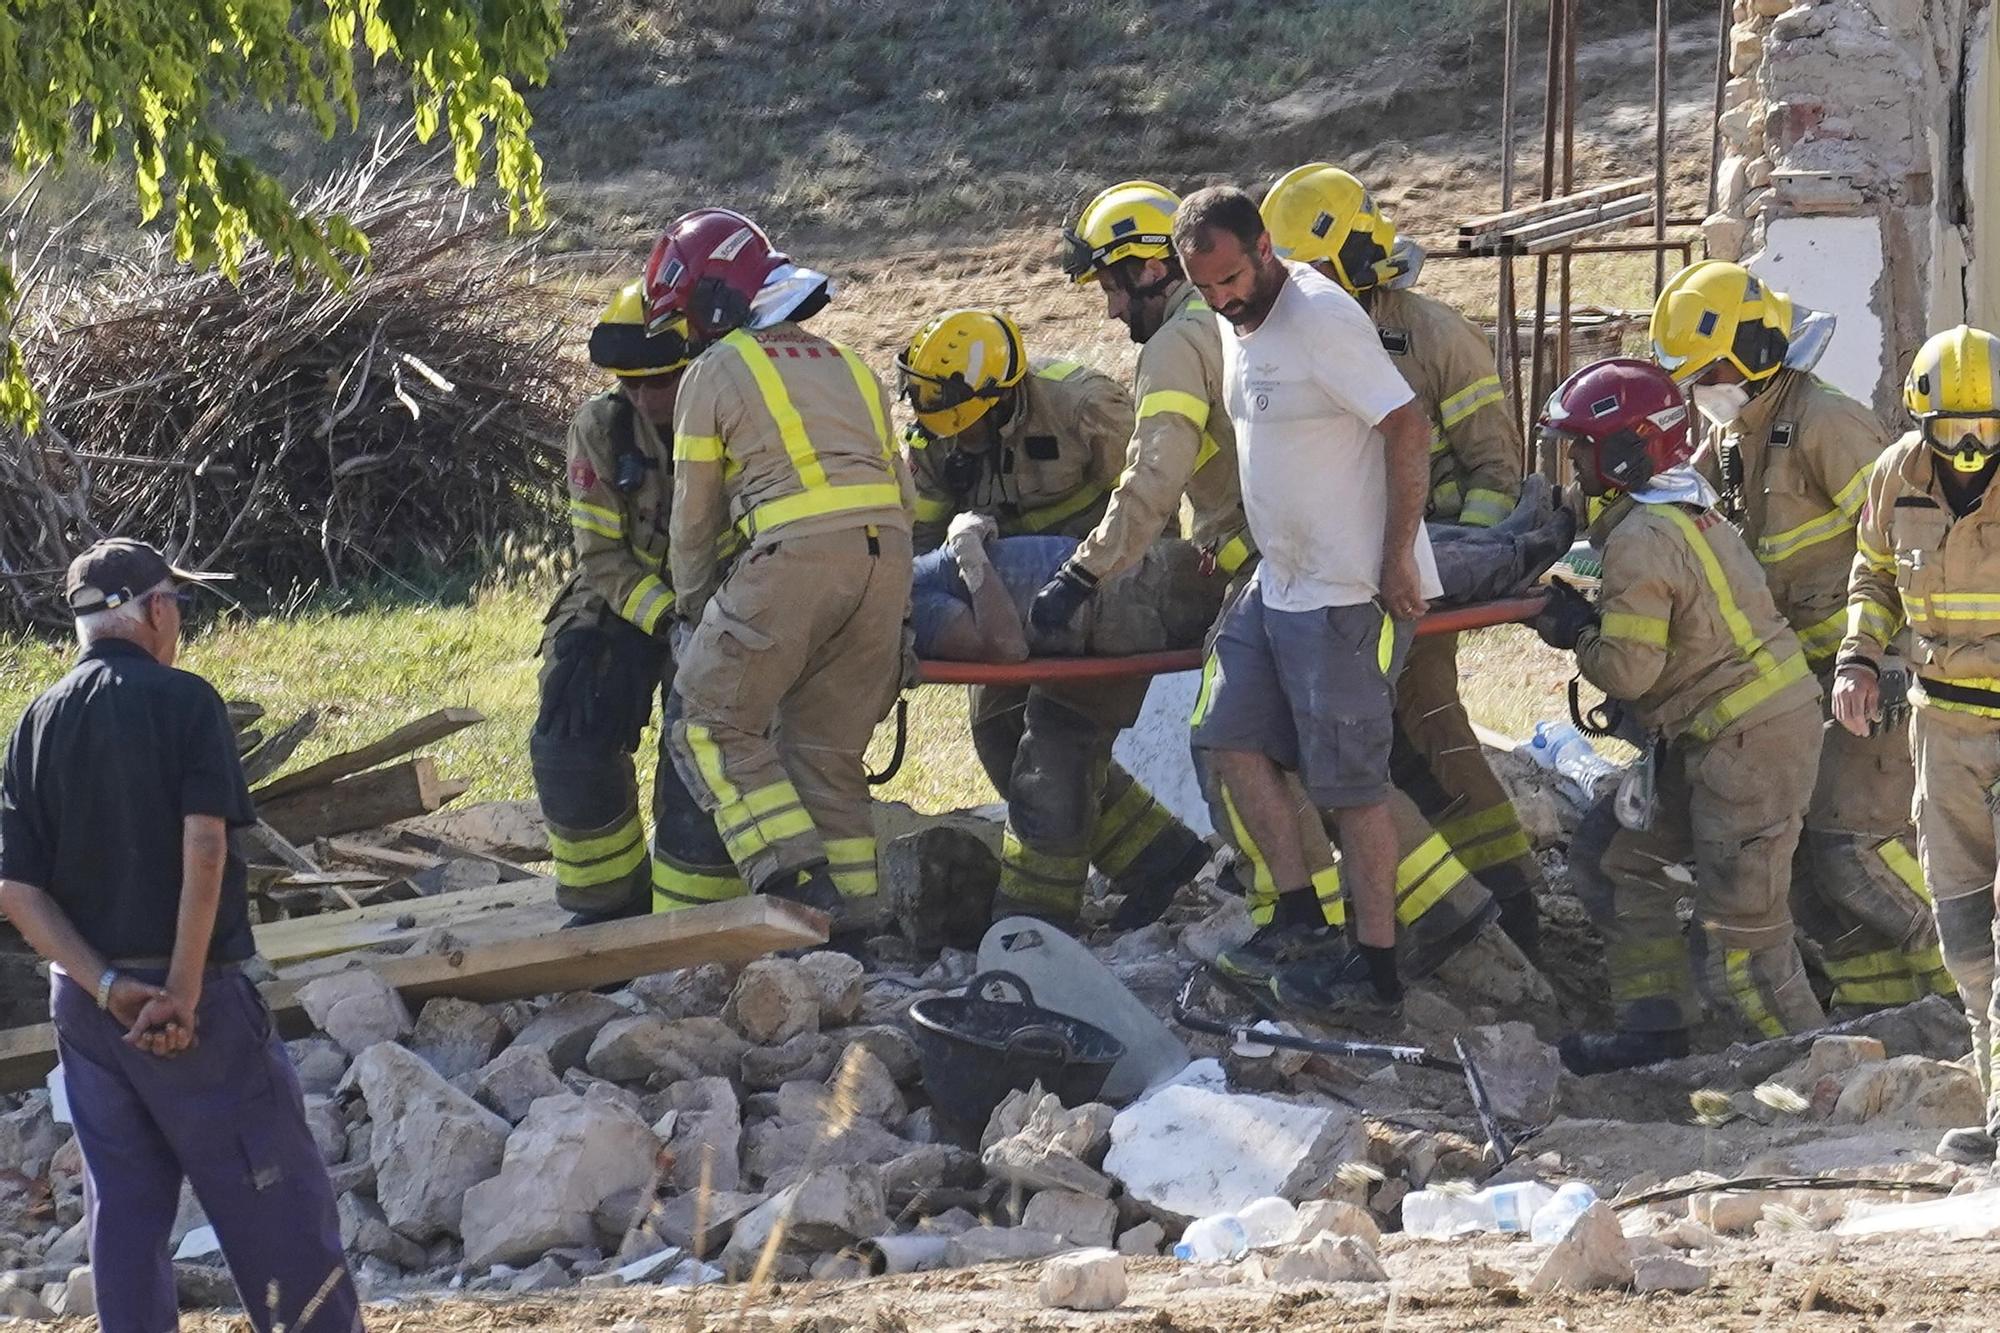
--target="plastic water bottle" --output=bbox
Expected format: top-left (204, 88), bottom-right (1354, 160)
top-left (1482, 1181), bottom-right (1557, 1233)
top-left (1401, 1188), bottom-right (1492, 1239)
top-left (1529, 1181), bottom-right (1601, 1243)
top-left (1235, 1197), bottom-right (1301, 1248)
top-left (1173, 1213), bottom-right (1251, 1261)
top-left (1527, 721), bottom-right (1622, 800)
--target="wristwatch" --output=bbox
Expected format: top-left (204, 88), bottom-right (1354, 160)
top-left (94, 968), bottom-right (119, 1011)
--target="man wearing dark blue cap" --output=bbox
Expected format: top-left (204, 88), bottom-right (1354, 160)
top-left (0, 539), bottom-right (361, 1332)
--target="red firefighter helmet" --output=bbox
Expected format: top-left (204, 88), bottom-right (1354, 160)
top-left (1539, 357), bottom-right (1695, 493)
top-left (642, 209), bottom-right (784, 342)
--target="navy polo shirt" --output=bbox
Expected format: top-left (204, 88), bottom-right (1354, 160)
top-left (0, 638), bottom-right (256, 964)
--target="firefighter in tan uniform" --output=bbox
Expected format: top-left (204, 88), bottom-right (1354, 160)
top-left (1837, 325), bottom-right (2000, 1163)
top-left (1260, 164), bottom-right (1544, 952)
top-left (1043, 180), bottom-right (1496, 987)
top-left (643, 209), bottom-right (914, 912)
top-left (1652, 261), bottom-right (1950, 1012)
top-left (530, 284), bottom-right (738, 923)
top-left (1535, 358), bottom-right (1826, 1074)
top-left (898, 309), bottom-right (1208, 926)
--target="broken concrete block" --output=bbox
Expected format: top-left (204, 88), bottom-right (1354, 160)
top-left (1267, 1234), bottom-right (1389, 1285)
top-left (410, 998), bottom-right (507, 1081)
top-left (1022, 1190), bottom-right (1119, 1248)
top-left (1105, 1085), bottom-right (1366, 1223)
top-left (881, 1144), bottom-right (982, 1210)
top-left (743, 1115), bottom-right (911, 1189)
top-left (301, 1094), bottom-right (346, 1165)
top-left (651, 1017), bottom-right (752, 1080)
top-left (288, 1037), bottom-right (350, 1096)
top-left (1690, 1191), bottom-right (1765, 1234)
top-left (585, 1016), bottom-right (695, 1085)
top-left (721, 1165), bottom-right (889, 1273)
top-left (828, 1025), bottom-right (922, 1086)
top-left (726, 959), bottom-right (822, 1045)
top-left (1526, 1202), bottom-right (1633, 1294)
top-left (826, 1044), bottom-right (905, 1124)
top-left (510, 992), bottom-right (629, 1073)
top-left (1037, 1247), bottom-right (1127, 1310)
top-left (471, 1044), bottom-right (567, 1124)
top-left (946, 1226), bottom-right (1070, 1267)
top-left (883, 821), bottom-right (1001, 952)
top-left (350, 1041), bottom-right (510, 1241)
top-left (338, 1193), bottom-right (427, 1270)
top-left (1633, 1253), bottom-right (1711, 1293)
top-left (981, 1084), bottom-right (1044, 1151)
top-left (741, 1032), bottom-right (835, 1091)
top-left (460, 1092), bottom-right (661, 1269)
top-left (646, 1189), bottom-right (766, 1259)
top-left (797, 952), bottom-right (865, 1027)
top-left (1797, 1035), bottom-right (1887, 1088)
top-left (982, 1135), bottom-right (1114, 1198)
top-left (654, 1076), bottom-right (742, 1193)
top-left (1831, 1055), bottom-right (1983, 1129)
top-left (506, 1257), bottom-right (572, 1293)
top-left (1116, 1221), bottom-right (1165, 1256)
top-left (1179, 901), bottom-right (1255, 964)
top-left (627, 964), bottom-right (736, 1021)
top-left (1459, 1022), bottom-right (1562, 1126)
top-left (296, 970), bottom-right (413, 1057)
top-left (1294, 1200), bottom-right (1382, 1250)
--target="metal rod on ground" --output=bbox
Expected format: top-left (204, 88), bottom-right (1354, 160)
top-left (1530, 0), bottom-right (1563, 478)
top-left (1655, 0), bottom-right (1671, 293)
top-left (1709, 0), bottom-right (1732, 218)
top-left (1499, 0), bottom-right (1525, 447)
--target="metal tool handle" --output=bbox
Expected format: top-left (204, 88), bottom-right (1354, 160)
top-left (1003, 1023), bottom-right (1076, 1068)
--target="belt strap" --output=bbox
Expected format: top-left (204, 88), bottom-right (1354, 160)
top-left (1918, 677), bottom-right (2000, 710)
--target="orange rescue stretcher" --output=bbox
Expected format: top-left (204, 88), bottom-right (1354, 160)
top-left (914, 592), bottom-right (1550, 686)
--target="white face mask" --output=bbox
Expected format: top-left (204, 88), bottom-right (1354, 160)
top-left (1693, 381), bottom-right (1750, 427)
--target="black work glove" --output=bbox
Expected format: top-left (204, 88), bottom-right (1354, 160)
top-left (1532, 578), bottom-right (1599, 652)
top-left (1030, 561), bottom-right (1099, 633)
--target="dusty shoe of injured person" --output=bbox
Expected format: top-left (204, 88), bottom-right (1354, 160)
top-left (1427, 475), bottom-right (1578, 606)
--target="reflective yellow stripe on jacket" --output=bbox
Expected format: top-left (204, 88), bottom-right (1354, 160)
top-left (1658, 505), bottom-right (1811, 740)
top-left (719, 330), bottom-right (900, 539)
top-left (1755, 463), bottom-right (1870, 566)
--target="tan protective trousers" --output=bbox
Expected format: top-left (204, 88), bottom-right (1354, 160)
top-left (1908, 704), bottom-right (2000, 1135)
top-left (1793, 684), bottom-right (1954, 1010)
top-left (1570, 698), bottom-right (1827, 1037)
top-left (670, 526), bottom-right (912, 898)
top-left (1392, 631), bottom-right (1547, 911)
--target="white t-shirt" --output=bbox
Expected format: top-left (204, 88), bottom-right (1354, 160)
top-left (1220, 261), bottom-right (1443, 612)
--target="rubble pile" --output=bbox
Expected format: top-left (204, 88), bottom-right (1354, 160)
top-left (0, 757), bottom-right (1991, 1322)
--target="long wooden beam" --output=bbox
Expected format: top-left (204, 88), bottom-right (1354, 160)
top-left (0, 896), bottom-right (823, 1092)
top-left (252, 707), bottom-right (484, 803)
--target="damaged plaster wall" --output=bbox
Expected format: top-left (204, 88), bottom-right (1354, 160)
top-left (1715, 0), bottom-right (1995, 416)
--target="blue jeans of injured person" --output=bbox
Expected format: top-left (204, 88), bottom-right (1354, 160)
top-left (51, 966), bottom-right (361, 1333)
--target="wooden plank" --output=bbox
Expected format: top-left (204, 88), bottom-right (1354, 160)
top-left (394, 832), bottom-right (537, 883)
top-left (394, 800), bottom-right (548, 863)
top-left (267, 872), bottom-right (388, 892)
top-left (243, 821), bottom-right (320, 874)
top-left (260, 759), bottom-right (461, 843)
top-left (318, 839), bottom-right (446, 875)
top-left (241, 709), bottom-right (321, 787)
top-left (253, 876), bottom-right (561, 965)
top-left (0, 897), bottom-right (824, 1091)
top-left (252, 707), bottom-right (484, 803)
top-left (1458, 175), bottom-right (1651, 238)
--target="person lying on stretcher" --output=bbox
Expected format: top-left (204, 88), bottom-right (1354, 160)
top-left (915, 475), bottom-right (1576, 661)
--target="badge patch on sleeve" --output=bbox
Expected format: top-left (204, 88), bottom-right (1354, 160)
top-left (569, 458), bottom-right (598, 491)
top-left (1769, 422), bottom-right (1795, 447)
top-left (1379, 329), bottom-right (1411, 356)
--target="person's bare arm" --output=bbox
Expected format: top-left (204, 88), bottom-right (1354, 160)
top-left (164, 814), bottom-right (227, 1009)
top-left (0, 878), bottom-right (175, 1041)
top-left (1378, 398), bottom-right (1433, 620)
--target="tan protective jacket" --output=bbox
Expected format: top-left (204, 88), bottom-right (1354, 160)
top-left (671, 323), bottom-right (914, 619)
top-left (906, 357), bottom-right (1134, 550)
top-left (1071, 282), bottom-right (1256, 582)
top-left (1578, 495), bottom-right (1818, 741)
top-left (545, 390), bottom-right (681, 639)
top-left (1843, 432), bottom-right (2000, 718)
top-left (1700, 369), bottom-right (1885, 666)
top-left (1369, 286), bottom-right (1520, 528)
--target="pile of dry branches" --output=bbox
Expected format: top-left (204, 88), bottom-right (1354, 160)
top-left (0, 141), bottom-right (586, 628)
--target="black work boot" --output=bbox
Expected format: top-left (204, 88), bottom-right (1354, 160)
top-left (1935, 1126), bottom-right (1998, 1165)
top-left (757, 865), bottom-right (844, 914)
top-left (1495, 893), bottom-right (1543, 961)
top-left (562, 891), bottom-right (651, 930)
top-left (1557, 1028), bottom-right (1691, 1076)
top-left (1270, 948), bottom-right (1404, 1031)
top-left (1215, 890), bottom-right (1348, 984)
top-left (1110, 840), bottom-right (1213, 930)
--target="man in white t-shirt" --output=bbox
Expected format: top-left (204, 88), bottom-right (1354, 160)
top-left (1175, 185), bottom-right (1442, 1025)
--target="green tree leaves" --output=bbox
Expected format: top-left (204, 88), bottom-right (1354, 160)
top-left (0, 0), bottom-right (565, 426)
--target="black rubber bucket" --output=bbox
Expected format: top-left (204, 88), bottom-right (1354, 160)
top-left (907, 970), bottom-right (1126, 1130)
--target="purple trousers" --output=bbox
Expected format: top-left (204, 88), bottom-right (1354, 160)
top-left (52, 967), bottom-right (361, 1333)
